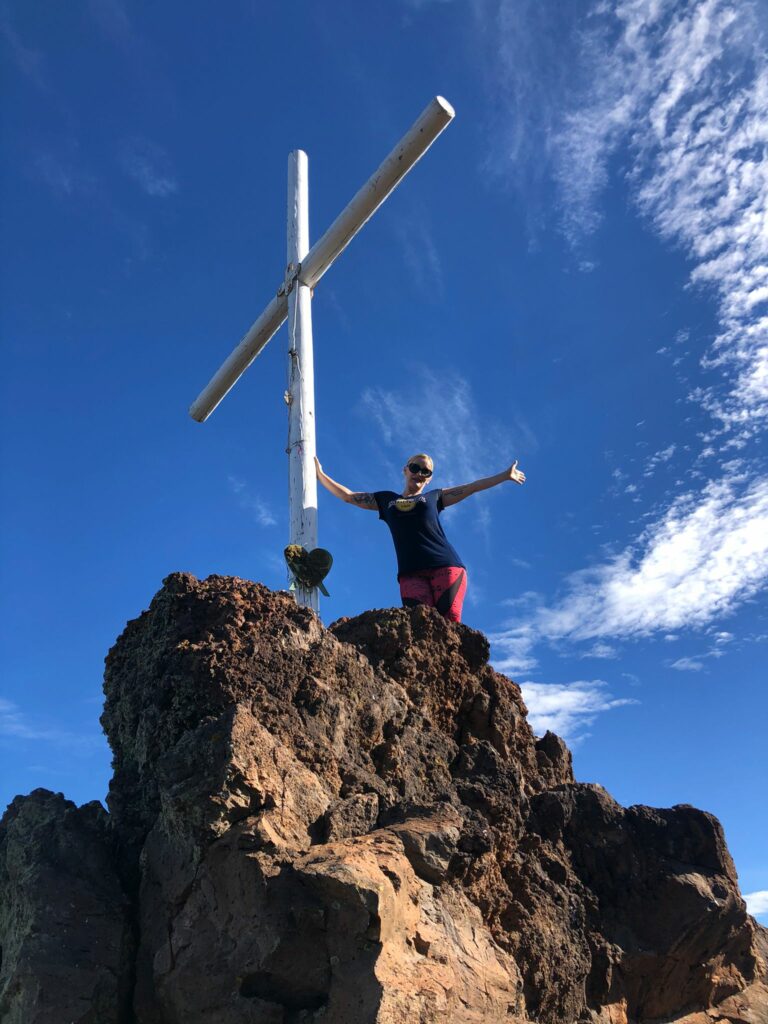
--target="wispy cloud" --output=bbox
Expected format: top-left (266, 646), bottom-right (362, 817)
top-left (493, 473), bottom-right (768, 667)
top-left (360, 368), bottom-right (534, 540)
top-left (744, 890), bottom-right (768, 918)
top-left (88, 0), bottom-right (138, 51)
top-left (0, 8), bottom-right (46, 90)
top-left (391, 214), bottom-right (444, 298)
top-left (667, 629), bottom-right (739, 670)
top-left (485, 0), bottom-right (768, 669)
top-left (403, 0), bottom-right (456, 6)
top-left (509, 557), bottom-right (532, 570)
top-left (361, 367), bottom-right (534, 487)
top-left (579, 642), bottom-right (618, 660)
top-left (495, 0), bottom-right (768, 440)
top-left (30, 148), bottom-right (156, 262)
top-left (490, 622), bottom-right (539, 674)
top-left (320, 287), bottom-right (353, 335)
top-left (670, 656), bottom-right (705, 672)
top-left (32, 152), bottom-right (95, 198)
top-left (517, 679), bottom-right (638, 743)
top-left (228, 475), bottom-right (277, 527)
top-left (119, 137), bottom-right (177, 198)
top-left (643, 444), bottom-right (677, 478)
top-left (0, 697), bottom-right (101, 751)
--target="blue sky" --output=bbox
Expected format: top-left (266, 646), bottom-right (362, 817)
top-left (1, 0), bottom-right (766, 921)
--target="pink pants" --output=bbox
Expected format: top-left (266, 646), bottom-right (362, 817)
top-left (399, 566), bottom-right (467, 623)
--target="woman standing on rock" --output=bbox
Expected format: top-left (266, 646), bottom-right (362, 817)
top-left (314, 453), bottom-right (526, 623)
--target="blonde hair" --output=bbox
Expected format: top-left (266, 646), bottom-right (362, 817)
top-left (404, 452), bottom-right (433, 468)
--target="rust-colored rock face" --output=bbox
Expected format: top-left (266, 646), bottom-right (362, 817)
top-left (1, 572), bottom-right (766, 1023)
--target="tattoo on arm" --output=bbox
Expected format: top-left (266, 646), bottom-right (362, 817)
top-left (442, 484), bottom-right (474, 507)
top-left (350, 492), bottom-right (376, 508)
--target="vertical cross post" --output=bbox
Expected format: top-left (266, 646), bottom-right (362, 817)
top-left (286, 150), bottom-right (318, 611)
top-left (189, 99), bottom-right (455, 611)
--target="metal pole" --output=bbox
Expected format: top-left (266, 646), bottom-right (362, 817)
top-left (286, 150), bottom-right (318, 611)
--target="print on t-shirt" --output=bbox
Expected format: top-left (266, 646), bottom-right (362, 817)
top-left (374, 488), bottom-right (465, 578)
top-left (388, 496), bottom-right (427, 514)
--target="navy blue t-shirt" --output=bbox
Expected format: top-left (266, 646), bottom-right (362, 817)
top-left (373, 489), bottom-right (465, 578)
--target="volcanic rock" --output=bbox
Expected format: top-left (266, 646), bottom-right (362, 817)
top-left (1, 572), bottom-right (766, 1023)
top-left (0, 789), bottom-right (132, 1023)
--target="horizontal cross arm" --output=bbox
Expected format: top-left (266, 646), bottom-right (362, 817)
top-left (189, 96), bottom-right (455, 423)
top-left (299, 95), bottom-right (455, 289)
top-left (189, 294), bottom-right (287, 422)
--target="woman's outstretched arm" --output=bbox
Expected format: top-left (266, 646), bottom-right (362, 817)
top-left (442, 460), bottom-right (526, 508)
top-left (314, 457), bottom-right (378, 510)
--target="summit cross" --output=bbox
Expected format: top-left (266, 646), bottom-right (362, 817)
top-left (189, 97), bottom-right (455, 610)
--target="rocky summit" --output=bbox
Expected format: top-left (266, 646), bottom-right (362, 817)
top-left (1, 573), bottom-right (766, 1024)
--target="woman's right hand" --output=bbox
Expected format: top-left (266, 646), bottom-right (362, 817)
top-left (314, 455), bottom-right (323, 477)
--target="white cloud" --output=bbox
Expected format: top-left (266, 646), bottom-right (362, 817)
top-left (580, 642), bottom-right (618, 660)
top-left (0, 11), bottom-right (46, 89)
top-left (483, 1), bottom-right (768, 663)
top-left (712, 630), bottom-right (734, 644)
top-left (33, 153), bottom-right (95, 198)
top-left (360, 369), bottom-right (535, 528)
top-left (392, 215), bottom-right (444, 298)
top-left (489, 623), bottom-right (540, 674)
top-left (546, 475), bottom-right (768, 638)
top-left (400, 0), bottom-right (456, 8)
top-left (670, 657), bottom-right (705, 671)
top-left (119, 137), bottom-right (177, 198)
top-left (88, 0), bottom-right (138, 51)
top-left (517, 679), bottom-right (638, 742)
top-left (228, 475), bottom-right (277, 527)
top-left (509, 557), bottom-right (532, 569)
top-left (744, 890), bottom-right (768, 917)
top-left (494, 473), bottom-right (768, 658)
top-left (565, 1), bottom-right (767, 437)
top-left (1, 697), bottom-right (46, 739)
top-left (0, 697), bottom-right (101, 750)
top-left (643, 444), bottom-right (677, 478)
top-left (492, 0), bottom-right (768, 438)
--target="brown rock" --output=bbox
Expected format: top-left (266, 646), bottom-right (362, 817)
top-left (295, 827), bottom-right (524, 1022)
top-left (0, 789), bottom-right (132, 1024)
top-left (2, 572), bottom-right (766, 1023)
top-left (324, 792), bottom-right (380, 842)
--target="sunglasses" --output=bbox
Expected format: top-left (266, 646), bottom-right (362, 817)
top-left (407, 463), bottom-right (433, 476)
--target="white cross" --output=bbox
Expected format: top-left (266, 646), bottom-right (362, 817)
top-left (189, 97), bottom-right (455, 610)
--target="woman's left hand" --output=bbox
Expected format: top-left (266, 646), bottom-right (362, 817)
top-left (507, 460), bottom-right (526, 485)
